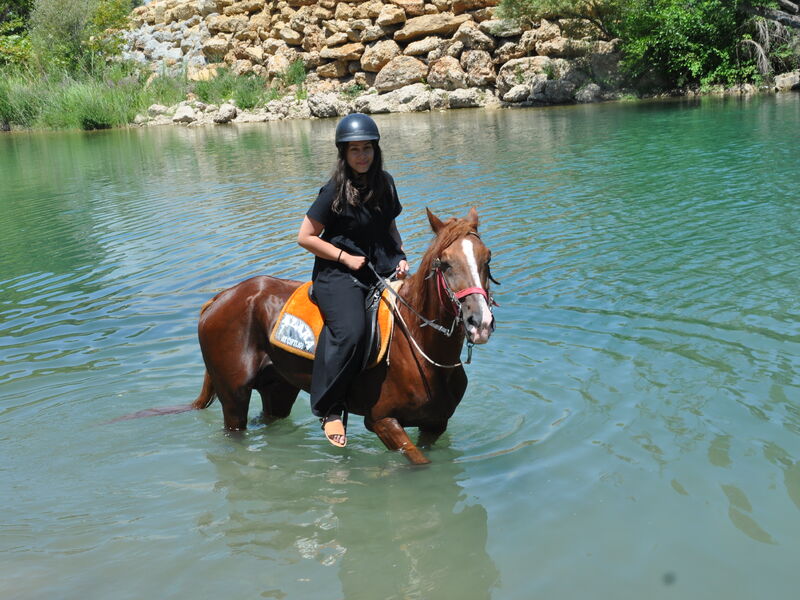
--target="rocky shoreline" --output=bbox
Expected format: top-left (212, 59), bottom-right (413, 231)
top-left (124, 0), bottom-right (634, 127)
top-left (116, 0), bottom-right (799, 127)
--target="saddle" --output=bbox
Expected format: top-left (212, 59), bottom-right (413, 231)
top-left (269, 280), bottom-right (403, 369)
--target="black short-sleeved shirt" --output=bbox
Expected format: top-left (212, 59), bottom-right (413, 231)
top-left (307, 173), bottom-right (405, 280)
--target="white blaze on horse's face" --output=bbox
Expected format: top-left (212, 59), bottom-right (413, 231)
top-left (459, 238), bottom-right (494, 345)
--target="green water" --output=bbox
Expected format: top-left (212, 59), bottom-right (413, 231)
top-left (1, 95), bottom-right (799, 599)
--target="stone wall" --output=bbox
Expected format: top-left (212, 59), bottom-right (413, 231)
top-left (123, 0), bottom-right (625, 120)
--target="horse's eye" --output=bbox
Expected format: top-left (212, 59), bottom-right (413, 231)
top-left (439, 261), bottom-right (451, 271)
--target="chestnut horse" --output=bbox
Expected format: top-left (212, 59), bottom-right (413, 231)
top-left (192, 208), bottom-right (496, 464)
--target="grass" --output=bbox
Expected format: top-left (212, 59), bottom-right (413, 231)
top-left (193, 68), bottom-right (283, 109)
top-left (0, 69), bottom-right (142, 129)
top-left (0, 60), bottom-right (309, 131)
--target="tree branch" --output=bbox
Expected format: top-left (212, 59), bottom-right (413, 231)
top-left (776, 0), bottom-right (799, 15)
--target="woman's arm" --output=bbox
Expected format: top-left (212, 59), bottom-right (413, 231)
top-left (389, 219), bottom-right (409, 278)
top-left (297, 216), bottom-right (365, 271)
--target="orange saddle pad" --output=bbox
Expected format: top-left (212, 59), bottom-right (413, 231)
top-left (269, 280), bottom-right (402, 368)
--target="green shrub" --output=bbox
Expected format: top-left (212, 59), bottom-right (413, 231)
top-left (193, 68), bottom-right (275, 109)
top-left (28, 0), bottom-right (137, 73)
top-left (0, 12), bottom-right (33, 67)
top-left (340, 83), bottom-right (365, 99)
top-left (619, 0), bottom-right (754, 87)
top-left (147, 71), bottom-right (190, 107)
top-left (279, 59), bottom-right (307, 87)
top-left (498, 0), bottom-right (628, 39)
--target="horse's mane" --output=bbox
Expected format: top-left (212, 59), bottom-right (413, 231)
top-left (405, 217), bottom-right (478, 309)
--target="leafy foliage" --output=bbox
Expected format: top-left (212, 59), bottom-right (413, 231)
top-left (498, 0), bottom-right (800, 87)
top-left (499, 0), bottom-right (629, 39)
top-left (0, 0), bottom-right (34, 65)
top-left (27, 0), bottom-right (135, 72)
top-left (619, 0), bottom-right (756, 87)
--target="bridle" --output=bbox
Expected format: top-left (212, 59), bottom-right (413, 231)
top-left (367, 230), bottom-right (499, 368)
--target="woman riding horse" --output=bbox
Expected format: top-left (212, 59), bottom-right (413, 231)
top-left (297, 113), bottom-right (409, 448)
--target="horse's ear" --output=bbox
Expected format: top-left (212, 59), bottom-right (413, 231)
top-left (467, 206), bottom-right (479, 230)
top-left (426, 207), bottom-right (445, 233)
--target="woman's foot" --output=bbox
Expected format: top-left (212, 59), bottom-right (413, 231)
top-left (321, 415), bottom-right (346, 448)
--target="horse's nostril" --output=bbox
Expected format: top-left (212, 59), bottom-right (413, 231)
top-left (467, 315), bottom-right (478, 328)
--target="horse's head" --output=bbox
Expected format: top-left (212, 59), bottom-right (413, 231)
top-left (425, 207), bottom-right (497, 345)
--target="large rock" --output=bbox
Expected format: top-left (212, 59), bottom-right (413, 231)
top-left (427, 56), bottom-right (467, 90)
top-left (775, 70), bottom-right (800, 91)
top-left (519, 19), bottom-right (560, 53)
top-left (356, 0), bottom-right (386, 19)
top-left (394, 13), bottom-right (472, 42)
top-left (207, 14), bottom-right (248, 34)
top-left (478, 19), bottom-right (522, 38)
top-left (213, 103), bottom-right (238, 123)
top-left (376, 5), bottom-right (406, 27)
top-left (267, 53), bottom-right (291, 79)
top-left (361, 40), bottom-right (402, 72)
top-left (147, 103), bottom-right (169, 116)
top-left (202, 36), bottom-right (231, 61)
top-left (531, 78), bottom-right (576, 104)
top-left (460, 49), bottom-right (496, 86)
top-left (302, 25), bottom-right (327, 52)
top-left (317, 60), bottom-right (349, 78)
top-left (374, 56), bottom-right (428, 92)
top-left (165, 3), bottom-right (197, 24)
top-left (320, 42), bottom-right (365, 61)
top-left (391, 83), bottom-right (431, 109)
top-left (404, 36), bottom-right (444, 56)
top-left (452, 0), bottom-right (499, 14)
top-left (224, 0), bottom-right (264, 15)
top-left (325, 31), bottom-right (349, 47)
top-left (173, 105), bottom-right (197, 124)
top-left (575, 83), bottom-right (602, 103)
top-left (354, 92), bottom-right (395, 114)
top-left (354, 83), bottom-right (431, 113)
top-left (502, 84), bottom-right (529, 103)
top-left (390, 0), bottom-right (426, 18)
top-left (279, 27), bottom-right (303, 45)
top-left (536, 37), bottom-right (591, 58)
top-left (494, 40), bottom-right (525, 64)
top-left (453, 21), bottom-right (495, 51)
top-left (334, 3), bottom-right (354, 20)
top-left (448, 87), bottom-right (484, 108)
top-left (244, 46), bottom-right (264, 64)
top-left (496, 56), bottom-right (552, 95)
top-left (197, 0), bottom-right (218, 17)
top-left (308, 92), bottom-right (350, 117)
top-left (231, 59), bottom-right (255, 76)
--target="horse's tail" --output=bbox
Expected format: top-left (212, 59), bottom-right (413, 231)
top-left (191, 369), bottom-right (216, 410)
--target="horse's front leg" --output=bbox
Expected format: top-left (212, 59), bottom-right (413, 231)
top-left (372, 417), bottom-right (431, 465)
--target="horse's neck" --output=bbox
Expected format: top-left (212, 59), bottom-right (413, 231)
top-left (399, 272), bottom-right (464, 362)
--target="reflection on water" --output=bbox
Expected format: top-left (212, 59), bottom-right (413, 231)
top-left (205, 435), bottom-right (499, 599)
top-left (2, 94), bottom-right (800, 599)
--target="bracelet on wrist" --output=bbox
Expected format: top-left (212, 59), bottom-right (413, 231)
top-left (337, 249), bottom-right (344, 263)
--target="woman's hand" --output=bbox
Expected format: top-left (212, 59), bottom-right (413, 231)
top-left (395, 259), bottom-right (409, 279)
top-left (341, 253), bottom-right (366, 271)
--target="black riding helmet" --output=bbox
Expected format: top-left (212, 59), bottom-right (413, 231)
top-left (335, 112), bottom-right (380, 144)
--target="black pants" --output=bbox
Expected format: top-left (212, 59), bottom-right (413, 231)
top-left (309, 270), bottom-right (370, 419)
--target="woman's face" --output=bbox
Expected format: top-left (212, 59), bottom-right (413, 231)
top-left (345, 140), bottom-right (374, 175)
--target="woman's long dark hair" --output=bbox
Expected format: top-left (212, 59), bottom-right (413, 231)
top-left (331, 140), bottom-right (391, 214)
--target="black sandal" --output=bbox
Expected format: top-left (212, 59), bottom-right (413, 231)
top-left (321, 413), bottom-right (347, 448)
